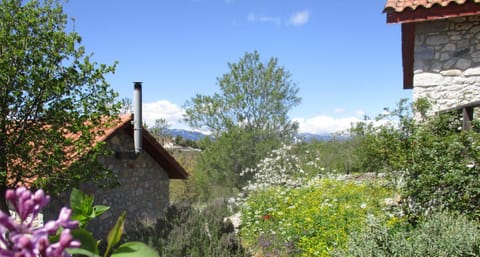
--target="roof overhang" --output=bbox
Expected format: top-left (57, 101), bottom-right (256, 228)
top-left (386, 1), bottom-right (480, 23)
top-left (125, 126), bottom-right (189, 179)
top-left (103, 115), bottom-right (189, 179)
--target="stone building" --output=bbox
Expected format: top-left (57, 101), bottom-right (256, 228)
top-left (44, 114), bottom-right (189, 237)
top-left (384, 0), bottom-right (480, 114)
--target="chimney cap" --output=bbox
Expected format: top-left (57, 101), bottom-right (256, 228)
top-left (133, 81), bottom-right (142, 89)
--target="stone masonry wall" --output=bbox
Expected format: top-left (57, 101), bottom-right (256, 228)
top-left (43, 127), bottom-right (170, 238)
top-left (84, 128), bottom-right (170, 237)
top-left (413, 15), bottom-right (480, 112)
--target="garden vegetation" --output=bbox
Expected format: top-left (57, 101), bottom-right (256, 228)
top-left (137, 98), bottom-right (480, 256)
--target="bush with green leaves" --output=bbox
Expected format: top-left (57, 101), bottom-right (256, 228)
top-left (240, 179), bottom-right (391, 256)
top-left (294, 137), bottom-right (361, 174)
top-left (350, 98), bottom-right (480, 218)
top-left (349, 98), bottom-right (415, 176)
top-left (239, 144), bottom-right (321, 192)
top-left (123, 200), bottom-right (248, 257)
top-left (333, 211), bottom-right (480, 257)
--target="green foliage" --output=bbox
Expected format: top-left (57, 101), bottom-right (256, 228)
top-left (404, 114), bottom-right (480, 218)
top-left (183, 51), bottom-right (301, 196)
top-left (169, 149), bottom-right (201, 203)
top-left (111, 242), bottom-right (160, 257)
top-left (68, 188), bottom-right (159, 257)
top-left (173, 135), bottom-right (199, 149)
top-left (184, 50), bottom-right (301, 138)
top-left (0, 0), bottom-right (119, 212)
top-left (238, 144), bottom-right (322, 198)
top-left (123, 200), bottom-right (248, 257)
top-left (148, 118), bottom-right (171, 145)
top-left (333, 212), bottom-right (480, 257)
top-left (349, 98), bottom-right (480, 218)
top-left (241, 179), bottom-right (391, 256)
top-left (195, 127), bottom-right (282, 200)
top-left (294, 137), bottom-right (359, 174)
top-left (349, 99), bottom-right (415, 175)
top-left (70, 188), bottom-right (110, 228)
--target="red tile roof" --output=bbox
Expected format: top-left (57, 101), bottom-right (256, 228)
top-left (384, 0), bottom-right (477, 13)
top-left (384, 0), bottom-right (480, 23)
top-left (10, 115), bottom-right (188, 188)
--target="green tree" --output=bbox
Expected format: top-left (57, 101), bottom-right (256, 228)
top-left (119, 97), bottom-right (133, 114)
top-left (185, 50), bottom-right (300, 139)
top-left (0, 0), bottom-right (118, 213)
top-left (149, 118), bottom-right (171, 145)
top-left (184, 51), bottom-right (301, 196)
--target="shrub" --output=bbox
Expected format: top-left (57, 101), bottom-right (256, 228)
top-left (349, 98), bottom-right (415, 176)
top-left (349, 99), bottom-right (480, 218)
top-left (123, 200), bottom-right (249, 257)
top-left (294, 137), bottom-right (362, 175)
top-left (333, 211), bottom-right (480, 257)
top-left (403, 115), bottom-right (480, 218)
top-left (240, 179), bottom-right (391, 256)
top-left (236, 144), bottom-right (324, 206)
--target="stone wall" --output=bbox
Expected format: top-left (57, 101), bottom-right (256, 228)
top-left (44, 127), bottom-right (170, 238)
top-left (413, 15), bottom-right (480, 112)
top-left (85, 128), bottom-right (169, 237)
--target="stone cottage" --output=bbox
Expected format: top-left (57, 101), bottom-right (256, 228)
top-left (88, 114), bottom-right (188, 236)
top-left (383, 0), bottom-right (480, 118)
top-left (44, 84), bottom-right (188, 237)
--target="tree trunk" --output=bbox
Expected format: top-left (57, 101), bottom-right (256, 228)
top-left (0, 185), bottom-right (9, 214)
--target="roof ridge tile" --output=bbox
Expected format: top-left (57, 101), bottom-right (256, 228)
top-left (384, 0), bottom-right (477, 13)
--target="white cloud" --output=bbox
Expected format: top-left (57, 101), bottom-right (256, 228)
top-left (294, 115), bottom-right (361, 134)
top-left (246, 12), bottom-right (281, 25)
top-left (142, 100), bottom-right (185, 128)
top-left (141, 100), bottom-right (375, 136)
top-left (246, 10), bottom-right (309, 26)
top-left (355, 109), bottom-right (366, 117)
top-left (288, 10), bottom-right (310, 26)
top-left (334, 108), bottom-right (345, 114)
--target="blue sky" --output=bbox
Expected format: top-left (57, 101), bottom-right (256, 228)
top-left (63, 0), bottom-right (411, 134)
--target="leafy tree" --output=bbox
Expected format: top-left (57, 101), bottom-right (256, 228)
top-left (149, 118), bottom-right (171, 145)
top-left (0, 0), bottom-right (119, 213)
top-left (119, 97), bottom-right (133, 115)
top-left (184, 51), bottom-right (301, 195)
top-left (185, 50), bottom-right (300, 139)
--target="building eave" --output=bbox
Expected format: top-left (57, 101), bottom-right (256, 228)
top-left (386, 2), bottom-right (480, 23)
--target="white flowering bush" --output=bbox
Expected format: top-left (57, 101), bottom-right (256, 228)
top-left (239, 144), bottom-right (322, 197)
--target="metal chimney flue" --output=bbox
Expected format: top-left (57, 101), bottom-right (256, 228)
top-left (133, 82), bottom-right (143, 154)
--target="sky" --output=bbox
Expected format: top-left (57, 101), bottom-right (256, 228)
top-left (62, 0), bottom-right (412, 134)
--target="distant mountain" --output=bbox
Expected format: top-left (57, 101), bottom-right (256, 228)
top-left (165, 128), bottom-right (207, 141)
top-left (164, 128), bottom-right (346, 143)
top-left (299, 133), bottom-right (349, 142)
top-left (299, 133), bottom-right (332, 142)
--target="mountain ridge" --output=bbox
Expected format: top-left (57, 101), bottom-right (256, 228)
top-left (164, 128), bottom-right (342, 142)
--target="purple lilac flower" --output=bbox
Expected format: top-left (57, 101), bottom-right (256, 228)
top-left (0, 187), bottom-right (80, 257)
